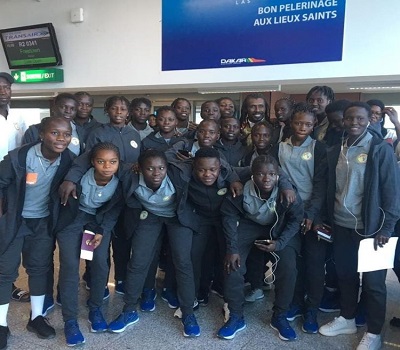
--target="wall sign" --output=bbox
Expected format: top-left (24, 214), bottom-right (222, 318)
top-left (162, 0), bottom-right (346, 71)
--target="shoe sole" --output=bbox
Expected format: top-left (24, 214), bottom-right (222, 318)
top-left (26, 325), bottom-right (56, 339)
top-left (217, 323), bottom-right (246, 340)
top-left (108, 317), bottom-right (139, 333)
top-left (286, 314), bottom-right (302, 322)
top-left (67, 339), bottom-right (86, 347)
top-left (42, 304), bottom-right (55, 317)
top-left (141, 305), bottom-right (156, 312)
top-left (318, 307), bottom-right (341, 313)
top-left (88, 320), bottom-right (108, 333)
top-left (245, 294), bottom-right (265, 303)
top-left (318, 328), bottom-right (357, 336)
top-left (161, 297), bottom-right (178, 309)
top-left (270, 323), bottom-right (297, 341)
top-left (183, 331), bottom-right (201, 337)
top-left (302, 325), bottom-right (318, 334)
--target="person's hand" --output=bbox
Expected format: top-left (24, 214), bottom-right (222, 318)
top-left (188, 121), bottom-right (198, 131)
top-left (224, 253), bottom-right (241, 274)
top-left (131, 162), bottom-right (140, 174)
top-left (302, 218), bottom-right (313, 233)
top-left (58, 181), bottom-right (77, 206)
top-left (89, 234), bottom-right (103, 249)
top-left (280, 189), bottom-right (295, 207)
top-left (373, 233), bottom-right (390, 251)
top-left (384, 107), bottom-right (399, 126)
top-left (176, 151), bottom-right (192, 161)
top-left (254, 240), bottom-right (276, 252)
top-left (230, 181), bottom-right (243, 198)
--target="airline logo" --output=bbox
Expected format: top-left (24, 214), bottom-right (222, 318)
top-left (220, 57), bottom-right (266, 65)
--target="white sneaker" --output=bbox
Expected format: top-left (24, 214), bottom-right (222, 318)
top-left (319, 316), bottom-right (357, 336)
top-left (245, 288), bottom-right (264, 302)
top-left (356, 332), bottom-right (382, 350)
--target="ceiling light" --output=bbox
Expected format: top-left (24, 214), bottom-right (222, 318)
top-left (11, 93), bottom-right (58, 100)
top-left (198, 85), bottom-right (281, 94)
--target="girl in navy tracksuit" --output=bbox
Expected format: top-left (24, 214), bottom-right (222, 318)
top-left (142, 106), bottom-right (186, 152)
top-left (275, 103), bottom-right (327, 333)
top-left (0, 117), bottom-right (75, 349)
top-left (60, 96), bottom-right (141, 294)
top-left (218, 155), bottom-right (303, 342)
top-left (108, 150), bottom-right (200, 338)
top-left (56, 142), bottom-right (123, 346)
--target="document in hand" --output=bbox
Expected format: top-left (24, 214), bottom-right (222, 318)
top-left (358, 237), bottom-right (398, 273)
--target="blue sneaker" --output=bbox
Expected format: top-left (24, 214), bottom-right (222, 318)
top-left (161, 288), bottom-right (179, 309)
top-left (270, 313), bottom-right (297, 341)
top-left (319, 288), bottom-right (340, 312)
top-left (182, 314), bottom-right (200, 337)
top-left (115, 281), bottom-right (125, 295)
top-left (88, 308), bottom-right (108, 332)
top-left (64, 320), bottom-right (85, 347)
top-left (217, 314), bottom-right (246, 340)
top-left (302, 309), bottom-right (319, 334)
top-left (141, 288), bottom-right (156, 312)
top-left (42, 295), bottom-right (55, 317)
top-left (103, 286), bottom-right (110, 301)
top-left (286, 304), bottom-right (302, 322)
top-left (108, 311), bottom-right (139, 333)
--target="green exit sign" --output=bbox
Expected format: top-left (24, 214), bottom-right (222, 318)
top-left (11, 68), bottom-right (64, 83)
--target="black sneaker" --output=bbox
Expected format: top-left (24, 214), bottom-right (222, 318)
top-left (0, 326), bottom-right (10, 350)
top-left (26, 316), bottom-right (56, 339)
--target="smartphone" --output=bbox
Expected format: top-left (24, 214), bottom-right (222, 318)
top-left (254, 239), bottom-right (270, 245)
top-left (80, 230), bottom-right (95, 260)
top-left (317, 224), bottom-right (333, 243)
top-left (178, 149), bottom-right (190, 157)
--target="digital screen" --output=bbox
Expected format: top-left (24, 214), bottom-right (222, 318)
top-left (0, 23), bottom-right (62, 69)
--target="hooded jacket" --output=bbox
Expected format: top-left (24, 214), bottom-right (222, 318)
top-left (0, 142), bottom-right (75, 254)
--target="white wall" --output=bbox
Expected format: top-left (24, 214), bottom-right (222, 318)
top-left (0, 0), bottom-right (399, 93)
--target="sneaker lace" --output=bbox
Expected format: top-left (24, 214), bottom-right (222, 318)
top-left (66, 320), bottom-right (80, 334)
top-left (276, 314), bottom-right (291, 329)
top-left (91, 308), bottom-right (103, 323)
top-left (143, 289), bottom-right (154, 302)
top-left (304, 309), bottom-right (316, 322)
top-left (359, 333), bottom-right (374, 347)
top-left (225, 314), bottom-right (241, 327)
top-left (184, 314), bottom-right (197, 327)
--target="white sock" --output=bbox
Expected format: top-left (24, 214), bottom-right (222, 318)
top-left (0, 304), bottom-right (9, 327)
top-left (325, 287), bottom-right (337, 292)
top-left (31, 295), bottom-right (45, 320)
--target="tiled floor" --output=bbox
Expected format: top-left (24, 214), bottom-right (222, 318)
top-left (6, 261), bottom-right (400, 349)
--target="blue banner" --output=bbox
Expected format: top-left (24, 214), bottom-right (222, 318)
top-left (162, 0), bottom-right (346, 71)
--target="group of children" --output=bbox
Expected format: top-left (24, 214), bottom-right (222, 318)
top-left (0, 81), bottom-right (399, 350)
